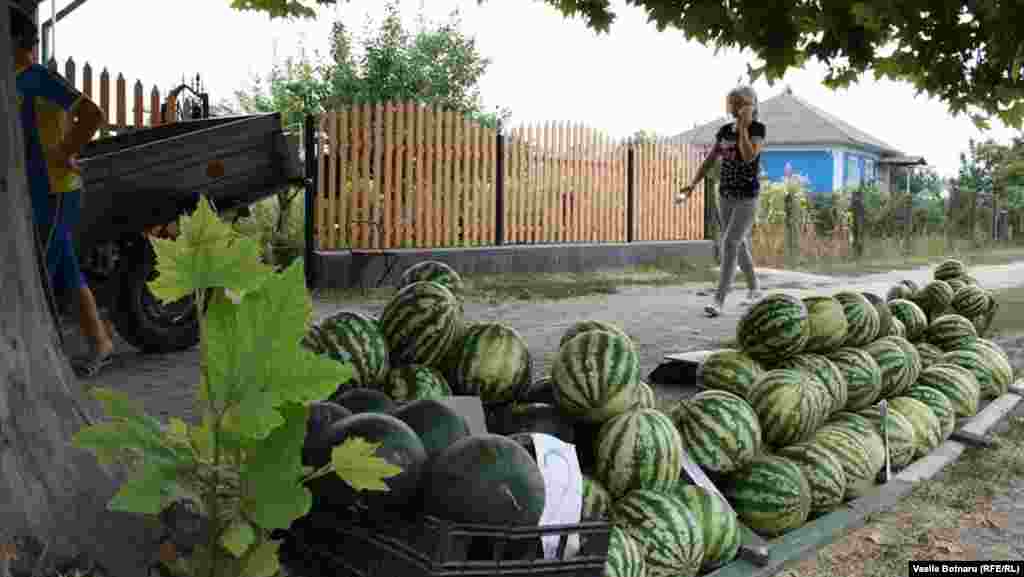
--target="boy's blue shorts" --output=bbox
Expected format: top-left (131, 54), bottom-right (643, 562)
top-left (44, 189), bottom-right (85, 292)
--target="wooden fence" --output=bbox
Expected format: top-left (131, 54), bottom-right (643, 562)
top-left (314, 102), bottom-right (705, 250)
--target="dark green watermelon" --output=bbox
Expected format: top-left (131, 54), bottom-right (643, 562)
top-left (330, 387), bottom-right (396, 414)
top-left (307, 413), bottom-right (427, 512)
top-left (486, 403), bottom-right (575, 443)
top-left (390, 399), bottom-right (471, 461)
top-left (302, 401), bottom-right (353, 467)
top-left (424, 434), bottom-right (546, 525)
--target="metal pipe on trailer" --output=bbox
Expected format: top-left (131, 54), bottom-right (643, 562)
top-left (304, 113), bottom-right (318, 289)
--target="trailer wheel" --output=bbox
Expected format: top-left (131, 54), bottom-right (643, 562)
top-left (110, 236), bottom-right (200, 353)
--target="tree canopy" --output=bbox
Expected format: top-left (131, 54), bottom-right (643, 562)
top-left (232, 0), bottom-right (1024, 130)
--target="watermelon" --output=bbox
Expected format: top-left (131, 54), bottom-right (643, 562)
top-left (885, 336), bottom-right (923, 396)
top-left (604, 526), bottom-right (646, 577)
top-left (888, 299), bottom-right (928, 342)
top-left (857, 403), bottom-right (917, 469)
top-left (812, 425), bottom-right (882, 499)
top-left (302, 401), bottom-right (353, 467)
top-left (888, 396), bottom-right (943, 457)
top-left (380, 281), bottom-right (462, 367)
top-left (946, 277), bottom-right (968, 293)
top-left (904, 385), bottom-right (956, 441)
top-left (835, 291), bottom-right (880, 347)
top-left (914, 280), bottom-right (955, 320)
top-left (942, 348), bottom-right (1001, 399)
top-left (926, 314), bottom-right (978, 351)
top-left (827, 348), bottom-right (883, 410)
top-left (934, 259), bottom-right (966, 281)
top-left (698, 349), bottom-right (763, 399)
top-left (736, 293), bottom-right (810, 363)
top-left (424, 434), bottom-right (546, 525)
top-left (595, 409), bottom-right (683, 498)
top-left (862, 292), bottom-right (893, 338)
top-left (559, 320), bottom-right (631, 349)
top-left (552, 330), bottom-right (640, 423)
top-left (916, 363), bottom-right (981, 417)
top-left (632, 380), bottom-right (657, 409)
top-left (862, 338), bottom-right (908, 398)
top-left (889, 317), bottom-right (906, 338)
top-left (581, 475), bottom-right (612, 521)
top-left (951, 285), bottom-right (990, 318)
top-left (307, 413), bottom-right (427, 510)
top-left (613, 489), bottom-right (704, 577)
top-left (915, 342), bottom-right (945, 368)
top-left (449, 322), bottom-right (532, 405)
top-left (960, 339), bottom-right (1013, 393)
top-left (723, 455), bottom-right (812, 537)
top-left (306, 311), bottom-right (390, 389)
top-left (382, 365), bottom-right (452, 402)
top-left (802, 296), bottom-right (849, 353)
top-left (485, 402), bottom-right (574, 443)
top-left (775, 353), bottom-right (848, 415)
top-left (670, 390), bottom-right (763, 474)
top-left (670, 484), bottom-right (741, 571)
top-left (886, 284), bottom-right (915, 302)
top-left (397, 260), bottom-right (464, 299)
top-left (390, 399), bottom-right (471, 461)
top-left (775, 442), bottom-right (847, 514)
top-left (330, 387), bottom-right (396, 414)
top-left (900, 279), bottom-right (921, 294)
top-left (747, 369), bottom-right (831, 447)
top-left (963, 275), bottom-right (978, 285)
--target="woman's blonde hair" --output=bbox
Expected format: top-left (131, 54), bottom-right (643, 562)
top-left (727, 85), bottom-right (759, 121)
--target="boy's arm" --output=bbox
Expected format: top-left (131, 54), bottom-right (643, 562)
top-left (61, 99), bottom-right (105, 156)
top-left (27, 64), bottom-right (106, 157)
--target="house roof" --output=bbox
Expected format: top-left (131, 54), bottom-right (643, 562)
top-left (671, 87), bottom-right (906, 157)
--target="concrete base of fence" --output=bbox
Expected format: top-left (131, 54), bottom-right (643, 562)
top-left (312, 240), bottom-right (715, 290)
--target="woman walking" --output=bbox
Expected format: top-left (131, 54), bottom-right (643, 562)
top-left (677, 85), bottom-right (766, 317)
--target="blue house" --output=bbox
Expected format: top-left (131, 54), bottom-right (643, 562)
top-left (671, 87), bottom-right (926, 196)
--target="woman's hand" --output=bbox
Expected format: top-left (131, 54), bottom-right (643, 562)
top-left (675, 184), bottom-right (695, 205)
top-left (737, 104), bottom-right (754, 129)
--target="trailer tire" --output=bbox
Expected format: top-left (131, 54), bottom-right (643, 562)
top-left (110, 236), bottom-right (200, 354)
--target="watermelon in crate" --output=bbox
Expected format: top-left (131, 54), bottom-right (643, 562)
top-left (302, 401), bottom-right (353, 467)
top-left (448, 322), bottom-right (532, 406)
top-left (670, 484), bottom-right (741, 571)
top-left (305, 310), bottom-right (390, 389)
top-left (736, 293), bottom-right (810, 362)
top-left (722, 454), bottom-right (812, 538)
top-left (835, 291), bottom-right (880, 347)
top-left (380, 281), bottom-right (462, 368)
top-left (604, 526), bottom-right (646, 577)
top-left (595, 409), bottom-right (683, 498)
top-left (553, 330), bottom-right (640, 423)
top-left (330, 387), bottom-right (396, 414)
top-left (389, 399), bottom-right (471, 462)
top-left (612, 489), bottom-right (704, 577)
top-left (697, 349), bottom-right (763, 399)
top-left (670, 389), bottom-right (762, 474)
top-left (382, 365), bottom-right (452, 403)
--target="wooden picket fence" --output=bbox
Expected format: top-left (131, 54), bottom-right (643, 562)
top-left (314, 102), bottom-right (705, 250)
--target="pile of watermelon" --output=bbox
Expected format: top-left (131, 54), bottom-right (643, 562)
top-left (693, 258), bottom-right (1013, 541)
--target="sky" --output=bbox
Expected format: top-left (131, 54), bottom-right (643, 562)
top-left (40, 0), bottom-right (1021, 180)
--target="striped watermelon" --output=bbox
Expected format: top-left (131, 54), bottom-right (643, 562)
top-left (382, 365), bottom-right (452, 402)
top-left (736, 293), bottom-right (810, 363)
top-left (963, 275), bottom-right (978, 285)
top-left (306, 311), bottom-right (390, 389)
top-left (934, 259), bottom-right (966, 281)
top-left (915, 342), bottom-right (945, 368)
top-left (774, 353), bottom-right (848, 415)
top-left (886, 284), bottom-right (915, 302)
top-left (670, 484), bottom-right (741, 571)
top-left (862, 292), bottom-right (893, 339)
top-left (595, 409), bottom-right (683, 498)
top-left (802, 296), bottom-right (849, 353)
top-left (942, 348), bottom-right (1001, 399)
top-left (951, 285), bottom-right (990, 318)
top-left (380, 281), bottom-right (462, 368)
top-left (862, 337), bottom-right (909, 398)
top-left (886, 336), bottom-right (923, 396)
top-left (834, 291), bottom-right (880, 347)
top-left (581, 475), bottom-right (612, 521)
top-left (888, 299), bottom-right (928, 342)
top-left (914, 280), bottom-right (955, 320)
top-left (916, 363), bottom-right (980, 417)
top-left (904, 385), bottom-right (956, 441)
top-left (559, 320), bottom-right (631, 349)
top-left (946, 277), bottom-right (968, 294)
top-left (632, 380), bottom-right (657, 409)
top-left (698, 349), bottom-right (763, 399)
top-left (397, 260), bottom-right (464, 299)
top-left (552, 331), bottom-right (640, 422)
top-left (926, 314), bottom-right (978, 351)
top-left (775, 442), bottom-right (847, 514)
top-left (613, 489), bottom-right (704, 577)
top-left (825, 412), bottom-right (889, 471)
top-left (604, 526), bottom-right (646, 577)
top-left (888, 396), bottom-right (943, 457)
top-left (961, 339), bottom-right (1013, 393)
top-left (856, 404), bottom-right (917, 470)
top-left (723, 455), bottom-right (812, 537)
top-left (812, 425), bottom-right (882, 499)
top-left (747, 369), bottom-right (831, 447)
top-left (900, 279), bottom-right (921, 294)
top-left (670, 390), bottom-right (762, 474)
top-left (449, 322), bottom-right (531, 405)
top-left (889, 317), bottom-right (906, 338)
top-left (827, 348), bottom-right (883, 410)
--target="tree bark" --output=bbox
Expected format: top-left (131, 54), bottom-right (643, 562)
top-left (1, 8), bottom-right (156, 575)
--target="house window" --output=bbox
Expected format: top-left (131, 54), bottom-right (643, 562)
top-left (864, 159), bottom-right (875, 183)
top-left (845, 156), bottom-right (861, 187)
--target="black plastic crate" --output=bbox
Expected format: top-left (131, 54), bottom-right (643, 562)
top-left (281, 506), bottom-right (612, 577)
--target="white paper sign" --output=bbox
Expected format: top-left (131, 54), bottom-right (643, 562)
top-left (531, 433), bottom-right (583, 559)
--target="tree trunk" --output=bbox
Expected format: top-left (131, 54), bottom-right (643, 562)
top-left (1, 9), bottom-right (156, 575)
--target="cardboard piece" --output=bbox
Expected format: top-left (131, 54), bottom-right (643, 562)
top-left (438, 396), bottom-right (488, 435)
top-left (650, 349), bottom-right (731, 388)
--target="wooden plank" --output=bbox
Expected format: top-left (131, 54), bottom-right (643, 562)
top-left (395, 101), bottom-right (407, 248)
top-left (403, 100), bottom-right (416, 247)
top-left (330, 110), bottom-right (344, 249)
top-left (485, 125), bottom-right (496, 244)
top-left (415, 103), bottom-right (427, 247)
top-left (443, 109), bottom-right (455, 246)
top-left (469, 119), bottom-right (479, 245)
top-left (381, 102), bottom-right (394, 248)
top-left (554, 121), bottom-right (565, 242)
top-left (422, 105), bottom-right (435, 248)
top-left (360, 102), bottom-right (373, 248)
top-left (349, 105), bottom-right (364, 247)
top-left (524, 124), bottom-right (534, 243)
top-left (315, 114), bottom-right (327, 250)
top-left (460, 116), bottom-right (472, 246)
top-left (372, 102), bottom-right (384, 248)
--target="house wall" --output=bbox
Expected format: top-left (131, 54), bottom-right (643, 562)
top-left (760, 148), bottom-right (835, 195)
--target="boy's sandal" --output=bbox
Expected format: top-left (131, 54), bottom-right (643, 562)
top-left (704, 303), bottom-right (722, 318)
top-left (72, 350), bottom-right (114, 378)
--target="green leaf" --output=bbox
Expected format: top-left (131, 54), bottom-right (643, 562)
top-left (108, 463), bottom-right (179, 515)
top-left (148, 196), bottom-right (273, 303)
top-left (242, 403), bottom-right (312, 530)
top-left (75, 389), bottom-right (182, 467)
top-left (70, 422), bottom-right (129, 465)
top-left (220, 520), bottom-right (257, 557)
top-left (224, 391), bottom-right (284, 440)
top-left (331, 437), bottom-right (403, 492)
top-left (240, 540), bottom-right (283, 577)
